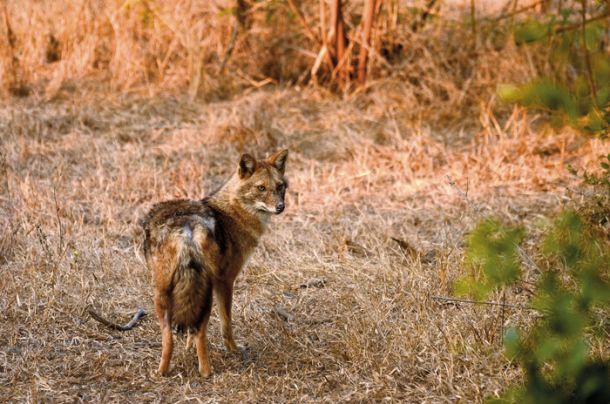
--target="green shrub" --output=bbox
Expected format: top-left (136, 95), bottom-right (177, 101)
top-left (456, 211), bottom-right (610, 402)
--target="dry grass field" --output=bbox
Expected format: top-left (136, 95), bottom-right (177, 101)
top-left (1, 87), bottom-right (608, 402)
top-left (1, 0), bottom-right (609, 402)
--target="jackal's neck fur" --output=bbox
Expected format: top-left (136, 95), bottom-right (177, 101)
top-left (207, 175), bottom-right (268, 242)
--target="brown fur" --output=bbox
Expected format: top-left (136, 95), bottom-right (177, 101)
top-left (141, 149), bottom-right (289, 377)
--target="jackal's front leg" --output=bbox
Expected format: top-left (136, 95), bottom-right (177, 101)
top-left (214, 282), bottom-right (239, 353)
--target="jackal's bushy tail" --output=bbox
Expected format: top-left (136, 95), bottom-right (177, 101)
top-left (170, 223), bottom-right (213, 329)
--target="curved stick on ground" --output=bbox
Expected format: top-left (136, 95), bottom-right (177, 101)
top-left (88, 307), bottom-right (147, 331)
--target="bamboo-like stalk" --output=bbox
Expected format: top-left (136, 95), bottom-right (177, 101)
top-left (1, 2), bottom-right (18, 93)
top-left (357, 0), bottom-right (376, 85)
top-left (470, 0), bottom-right (477, 49)
top-left (330, 0), bottom-right (348, 89)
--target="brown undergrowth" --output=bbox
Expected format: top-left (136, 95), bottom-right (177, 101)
top-left (1, 0), bottom-right (543, 122)
top-left (0, 84), bottom-right (608, 402)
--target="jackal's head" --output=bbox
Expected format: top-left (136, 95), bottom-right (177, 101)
top-left (234, 149), bottom-right (289, 216)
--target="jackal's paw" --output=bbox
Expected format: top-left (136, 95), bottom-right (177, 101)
top-left (223, 337), bottom-right (240, 353)
top-left (199, 365), bottom-right (212, 378)
top-left (158, 364), bottom-right (170, 377)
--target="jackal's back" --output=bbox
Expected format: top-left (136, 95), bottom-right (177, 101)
top-left (142, 199), bottom-right (217, 258)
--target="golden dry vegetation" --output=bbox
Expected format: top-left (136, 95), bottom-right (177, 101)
top-left (1, 0), bottom-right (609, 402)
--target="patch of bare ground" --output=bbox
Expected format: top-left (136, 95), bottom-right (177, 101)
top-left (0, 86), bottom-right (608, 402)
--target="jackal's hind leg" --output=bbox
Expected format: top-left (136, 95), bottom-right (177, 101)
top-left (195, 301), bottom-right (213, 377)
top-left (185, 329), bottom-right (193, 350)
top-left (158, 310), bottom-right (173, 376)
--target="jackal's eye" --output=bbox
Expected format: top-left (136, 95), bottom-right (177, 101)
top-left (257, 185), bottom-right (266, 192)
top-left (276, 183), bottom-right (285, 192)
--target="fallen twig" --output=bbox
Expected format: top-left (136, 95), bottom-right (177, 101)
top-left (390, 237), bottom-right (419, 257)
top-left (88, 307), bottom-right (147, 331)
top-left (274, 306), bottom-right (295, 322)
top-left (299, 278), bottom-right (326, 289)
top-left (446, 175), bottom-right (469, 203)
top-left (52, 184), bottom-right (64, 257)
top-left (431, 295), bottom-right (533, 310)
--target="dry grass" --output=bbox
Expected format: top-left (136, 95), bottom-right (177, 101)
top-left (1, 84), bottom-right (608, 402)
top-left (1, 0), bottom-right (609, 402)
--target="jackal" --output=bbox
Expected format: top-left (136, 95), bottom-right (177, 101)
top-left (141, 149), bottom-right (289, 377)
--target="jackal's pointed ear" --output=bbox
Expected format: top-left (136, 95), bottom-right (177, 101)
top-left (268, 149), bottom-right (288, 175)
top-left (238, 153), bottom-right (257, 178)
